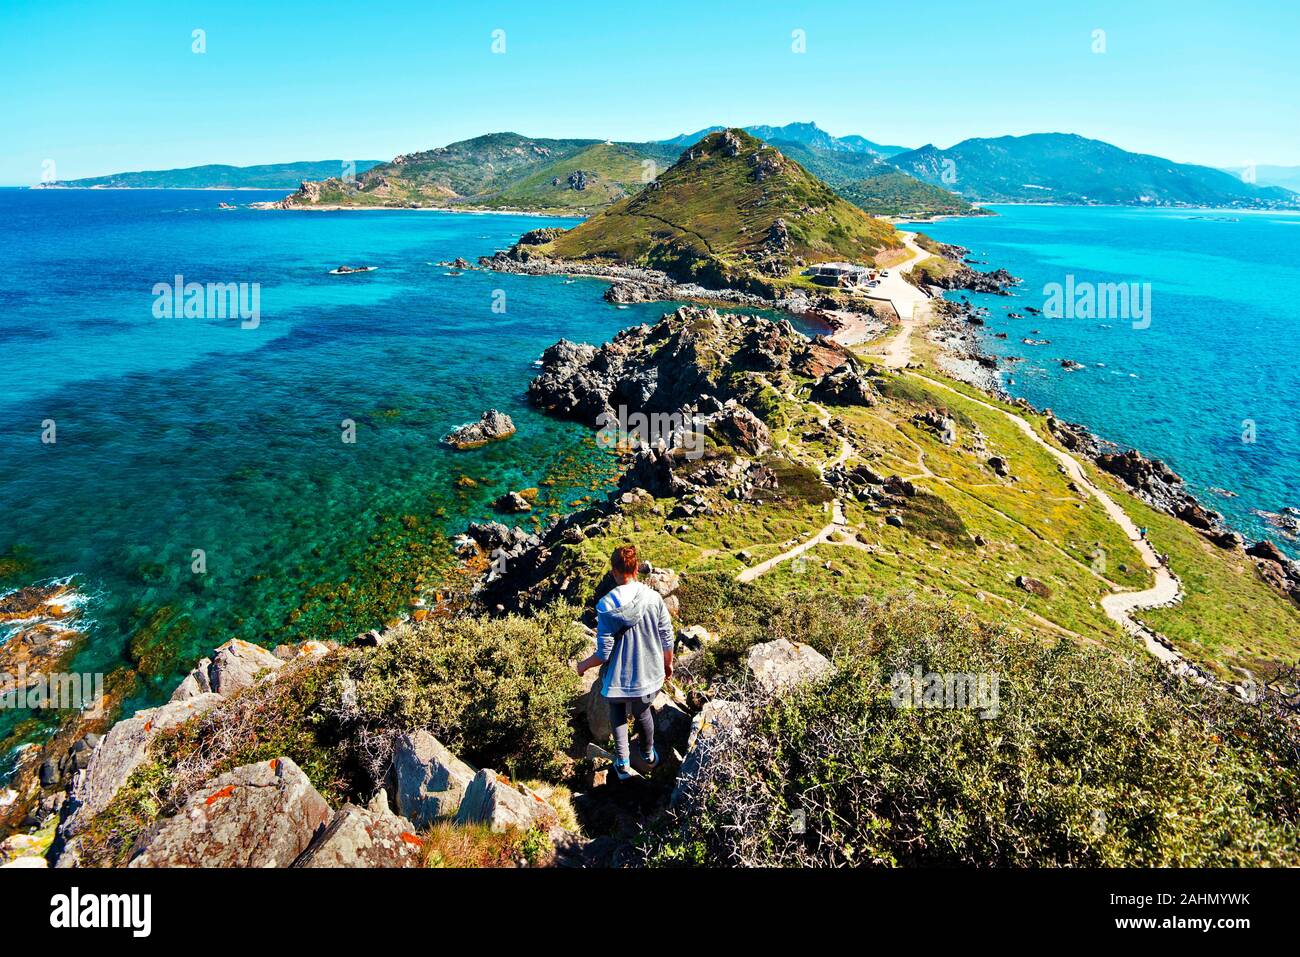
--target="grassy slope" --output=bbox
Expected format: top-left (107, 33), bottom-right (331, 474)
top-left (837, 170), bottom-right (987, 218)
top-left (540, 129), bottom-right (904, 287)
top-left (537, 315), bottom-right (1299, 678)
top-left (283, 135), bottom-right (682, 213)
top-left (485, 143), bottom-right (656, 211)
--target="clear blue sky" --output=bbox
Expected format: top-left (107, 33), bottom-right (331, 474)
top-left (3, 0), bottom-right (1296, 184)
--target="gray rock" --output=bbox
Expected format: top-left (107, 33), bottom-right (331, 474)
top-left (454, 769), bottom-right (557, 833)
top-left (391, 730), bottom-right (477, 826)
top-left (56, 692), bottom-right (225, 862)
top-left (443, 409), bottom-right (517, 449)
top-left (128, 757), bottom-right (331, 868)
top-left (913, 409), bottom-right (957, 445)
top-left (672, 699), bottom-right (748, 805)
top-left (745, 638), bottom-right (834, 695)
top-left (295, 790), bottom-right (423, 868)
top-left (169, 657), bottom-right (212, 701)
top-left (207, 639), bottom-right (284, 696)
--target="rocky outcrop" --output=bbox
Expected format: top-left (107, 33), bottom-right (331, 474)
top-left (528, 306), bottom-right (817, 427)
top-left (911, 262), bottom-right (1019, 295)
top-left (172, 638), bottom-right (283, 701)
top-left (912, 408), bottom-right (957, 446)
top-left (443, 410), bottom-right (517, 449)
top-left (128, 757), bottom-right (330, 868)
top-left (295, 790), bottom-right (423, 868)
top-left (494, 491), bottom-right (533, 514)
top-left (391, 730), bottom-right (477, 826)
top-left (1095, 448), bottom-right (1227, 535)
top-left (1246, 540), bottom-right (1300, 605)
top-left (812, 364), bottom-right (877, 406)
top-left (454, 769), bottom-right (557, 832)
top-left (516, 226), bottom-right (568, 246)
top-left (54, 693), bottom-right (225, 865)
top-left (745, 639), bottom-right (834, 695)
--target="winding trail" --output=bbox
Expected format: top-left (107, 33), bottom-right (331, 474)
top-left (732, 357), bottom-right (1186, 667)
top-left (912, 372), bottom-right (1183, 663)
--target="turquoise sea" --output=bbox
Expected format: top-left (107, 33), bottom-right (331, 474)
top-left (0, 189), bottom-right (749, 758)
top-left (909, 205), bottom-right (1300, 556)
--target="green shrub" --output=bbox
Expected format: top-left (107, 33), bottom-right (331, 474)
top-left (351, 604), bottom-right (587, 776)
top-left (644, 595), bottom-right (1300, 867)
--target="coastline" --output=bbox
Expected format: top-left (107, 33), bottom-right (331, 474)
top-left (251, 201), bottom-right (587, 219)
top-left (5, 208), bottom-right (1298, 860)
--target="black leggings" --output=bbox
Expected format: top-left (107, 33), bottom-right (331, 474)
top-left (607, 694), bottom-right (655, 763)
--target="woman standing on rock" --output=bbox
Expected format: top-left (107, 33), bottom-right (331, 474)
top-left (575, 545), bottom-right (675, 781)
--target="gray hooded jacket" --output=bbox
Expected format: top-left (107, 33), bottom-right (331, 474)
top-left (595, 581), bottom-right (674, 698)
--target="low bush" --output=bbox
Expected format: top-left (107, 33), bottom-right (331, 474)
top-left (644, 595), bottom-right (1300, 867)
top-left (348, 603), bottom-right (587, 777)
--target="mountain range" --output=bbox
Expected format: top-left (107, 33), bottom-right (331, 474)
top-left (890, 133), bottom-right (1299, 207)
top-left (48, 122), bottom-right (1299, 214)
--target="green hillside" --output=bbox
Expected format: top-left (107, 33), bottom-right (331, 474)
top-left (484, 143), bottom-right (662, 211)
top-left (280, 133), bottom-right (680, 212)
top-left (890, 133), bottom-right (1300, 207)
top-left (533, 129), bottom-right (905, 290)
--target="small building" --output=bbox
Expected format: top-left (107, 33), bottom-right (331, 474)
top-left (804, 262), bottom-right (875, 288)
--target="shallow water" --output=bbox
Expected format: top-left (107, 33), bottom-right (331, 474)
top-left (0, 189), bottom-right (725, 747)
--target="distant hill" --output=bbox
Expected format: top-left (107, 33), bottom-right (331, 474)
top-left (889, 133), bottom-right (1300, 208)
top-left (277, 133), bottom-right (680, 212)
top-left (521, 129), bottom-right (904, 291)
top-left (662, 121), bottom-right (909, 158)
top-left (55, 160), bottom-right (384, 190)
top-left (1219, 164), bottom-right (1300, 193)
top-left (769, 141), bottom-right (983, 218)
top-left (274, 125), bottom-right (957, 219)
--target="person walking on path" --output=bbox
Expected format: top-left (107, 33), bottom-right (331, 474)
top-left (576, 545), bottom-right (674, 780)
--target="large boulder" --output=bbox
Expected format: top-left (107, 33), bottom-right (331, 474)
top-left (671, 699), bottom-right (748, 806)
top-left (55, 693), bottom-right (224, 865)
top-left (391, 730), bottom-right (477, 827)
top-left (128, 757), bottom-right (331, 868)
top-left (454, 770), bottom-right (557, 833)
top-left (745, 638), bottom-right (834, 695)
top-left (443, 410), bottom-right (517, 449)
top-left (171, 639), bottom-right (283, 701)
top-left (295, 790), bottom-right (423, 868)
top-left (812, 365), bottom-right (877, 406)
